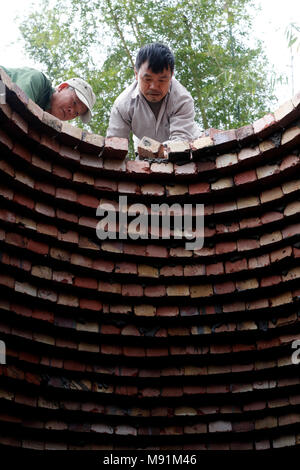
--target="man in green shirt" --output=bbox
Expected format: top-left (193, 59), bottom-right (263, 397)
top-left (0, 66), bottom-right (96, 123)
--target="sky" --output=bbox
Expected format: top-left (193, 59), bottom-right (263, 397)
top-left (0, 0), bottom-right (300, 107)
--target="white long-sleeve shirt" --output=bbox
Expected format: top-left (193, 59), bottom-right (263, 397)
top-left (106, 77), bottom-right (201, 149)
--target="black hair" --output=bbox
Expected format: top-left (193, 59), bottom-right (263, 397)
top-left (135, 43), bottom-right (175, 74)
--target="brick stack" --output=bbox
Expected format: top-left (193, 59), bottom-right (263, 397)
top-left (0, 68), bottom-right (299, 451)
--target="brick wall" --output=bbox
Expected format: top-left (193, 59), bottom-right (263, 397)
top-left (0, 68), bottom-right (299, 451)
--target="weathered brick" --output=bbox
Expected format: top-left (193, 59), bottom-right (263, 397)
top-left (138, 136), bottom-right (164, 159)
top-left (213, 281), bottom-right (235, 295)
top-left (260, 186), bottom-right (283, 203)
top-left (234, 169), bottom-right (257, 185)
top-left (238, 146), bottom-right (260, 161)
top-left (253, 113), bottom-right (276, 135)
top-left (225, 258), bottom-right (247, 273)
top-left (167, 284), bottom-right (189, 296)
top-left (102, 136), bottom-right (128, 159)
top-left (216, 152), bottom-right (238, 168)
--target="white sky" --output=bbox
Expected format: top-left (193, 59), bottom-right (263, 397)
top-left (0, 0), bottom-right (300, 107)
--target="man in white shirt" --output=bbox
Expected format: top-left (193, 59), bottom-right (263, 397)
top-left (106, 43), bottom-right (201, 151)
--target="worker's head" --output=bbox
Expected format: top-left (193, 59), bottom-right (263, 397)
top-left (134, 43), bottom-right (174, 103)
top-left (49, 77), bottom-right (96, 123)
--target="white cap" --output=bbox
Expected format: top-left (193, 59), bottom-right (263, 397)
top-left (64, 77), bottom-right (96, 123)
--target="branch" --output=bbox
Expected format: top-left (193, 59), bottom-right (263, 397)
top-left (106, 0), bottom-right (135, 68)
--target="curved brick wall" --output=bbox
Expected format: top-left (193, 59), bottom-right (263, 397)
top-left (0, 68), bottom-right (299, 452)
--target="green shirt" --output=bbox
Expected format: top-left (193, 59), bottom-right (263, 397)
top-left (1, 66), bottom-right (55, 110)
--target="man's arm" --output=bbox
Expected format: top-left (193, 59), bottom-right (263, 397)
top-left (167, 94), bottom-right (200, 142)
top-left (106, 103), bottom-right (131, 139)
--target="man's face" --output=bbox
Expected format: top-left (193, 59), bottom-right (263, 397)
top-left (50, 86), bottom-right (88, 121)
top-left (135, 61), bottom-right (173, 103)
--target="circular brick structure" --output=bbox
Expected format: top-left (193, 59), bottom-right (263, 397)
top-left (0, 68), bottom-right (299, 451)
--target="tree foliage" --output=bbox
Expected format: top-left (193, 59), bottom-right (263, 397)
top-left (19, 0), bottom-right (276, 135)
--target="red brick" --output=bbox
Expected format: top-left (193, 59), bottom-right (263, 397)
top-left (123, 346), bottom-right (145, 357)
top-left (40, 133), bottom-right (60, 153)
top-left (161, 386), bottom-right (183, 397)
top-left (52, 164), bottom-right (72, 180)
top-left (197, 160), bottom-right (215, 172)
top-left (236, 124), bottom-right (254, 141)
top-left (74, 277), bottom-right (98, 289)
top-left (56, 187), bottom-right (77, 202)
top-left (0, 274), bottom-right (14, 289)
top-left (35, 181), bottom-right (56, 196)
top-left (237, 238), bottom-right (260, 251)
top-left (32, 309), bottom-right (54, 322)
top-left (183, 264), bottom-right (205, 276)
top-left (94, 177), bottom-right (117, 192)
top-left (146, 244), bottom-right (168, 258)
top-left (126, 160), bottom-right (150, 174)
top-left (141, 183), bottom-right (164, 196)
top-left (156, 306), bottom-right (179, 317)
top-left (209, 420), bottom-right (232, 432)
top-left (165, 140), bottom-right (190, 162)
top-left (144, 285), bottom-right (166, 297)
top-left (150, 161), bottom-right (173, 174)
top-left (261, 211), bottom-right (284, 224)
top-left (80, 153), bottom-right (103, 170)
top-left (98, 281), bottom-right (121, 294)
top-left (174, 162), bottom-right (197, 175)
top-left (260, 275), bottom-right (281, 287)
top-left (293, 246), bottom-right (300, 258)
top-left (213, 129), bottom-right (236, 146)
top-left (92, 258), bottom-right (114, 272)
top-left (160, 265), bottom-right (183, 277)
top-left (206, 262), bottom-right (224, 276)
top-left (13, 143), bottom-right (31, 162)
top-left (280, 154), bottom-right (299, 171)
top-left (167, 284), bottom-right (190, 296)
top-left (216, 152), bottom-right (238, 168)
top-left (102, 136), bottom-right (128, 159)
top-left (282, 223), bottom-right (300, 239)
top-left (27, 239), bottom-right (49, 255)
top-left (0, 159), bottom-right (15, 177)
top-left (225, 258), bottom-right (247, 273)
top-left (189, 182), bottom-right (210, 194)
top-left (12, 83), bottom-right (29, 105)
top-left (118, 181), bottom-right (139, 194)
top-left (213, 281), bottom-right (235, 294)
top-left (253, 113), bottom-right (276, 134)
top-left (0, 129), bottom-right (13, 150)
top-left (79, 299), bottom-right (102, 311)
top-left (270, 246), bottom-right (292, 262)
top-left (238, 146), bottom-right (260, 161)
top-left (234, 169), bottom-right (257, 185)
top-left (122, 284), bottom-right (143, 297)
top-left (59, 146), bottom-right (80, 162)
top-left (248, 253), bottom-right (270, 269)
top-left (32, 154), bottom-right (51, 173)
top-left (236, 278), bottom-right (259, 291)
top-left (71, 253), bottom-right (92, 268)
top-left (115, 262), bottom-right (137, 274)
top-left (215, 241), bottom-right (237, 254)
top-left (14, 192), bottom-right (34, 210)
top-left (137, 136), bottom-right (164, 159)
top-left (35, 202), bottom-right (55, 218)
top-left (260, 186), bottom-right (283, 204)
top-left (42, 111), bottom-right (62, 133)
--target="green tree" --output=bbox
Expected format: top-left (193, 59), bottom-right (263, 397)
top-left (18, 0), bottom-right (276, 135)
